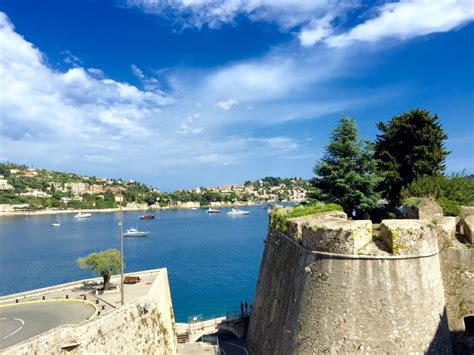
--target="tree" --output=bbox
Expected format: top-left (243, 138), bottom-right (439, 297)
top-left (313, 116), bottom-right (381, 217)
top-left (374, 109), bottom-right (448, 207)
top-left (77, 249), bottom-right (122, 290)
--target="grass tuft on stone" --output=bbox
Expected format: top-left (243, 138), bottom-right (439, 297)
top-left (270, 202), bottom-right (343, 233)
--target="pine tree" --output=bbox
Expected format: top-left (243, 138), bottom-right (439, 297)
top-left (374, 109), bottom-right (449, 208)
top-left (313, 116), bottom-right (381, 218)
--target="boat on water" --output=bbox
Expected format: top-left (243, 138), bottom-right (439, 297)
top-left (227, 208), bottom-right (250, 216)
top-left (140, 213), bottom-right (155, 220)
top-left (207, 208), bottom-right (221, 213)
top-left (190, 207), bottom-right (198, 210)
top-left (123, 227), bottom-right (150, 237)
top-left (74, 212), bottom-right (92, 219)
top-left (51, 215), bottom-right (61, 227)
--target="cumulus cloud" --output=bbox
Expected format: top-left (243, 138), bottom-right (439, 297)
top-left (0, 11), bottom-right (311, 183)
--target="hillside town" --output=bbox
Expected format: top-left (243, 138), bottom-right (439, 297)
top-left (0, 163), bottom-right (310, 214)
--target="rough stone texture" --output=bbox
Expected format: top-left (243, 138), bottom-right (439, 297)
top-left (380, 219), bottom-right (438, 255)
top-left (248, 222), bottom-right (452, 354)
top-left (440, 247), bottom-right (474, 354)
top-left (286, 211), bottom-right (347, 242)
top-left (405, 198), bottom-right (444, 220)
top-left (300, 219), bottom-right (372, 254)
top-left (463, 215), bottom-right (474, 243)
top-left (434, 217), bottom-right (457, 249)
top-left (3, 269), bottom-right (177, 355)
top-left (461, 206), bottom-right (474, 218)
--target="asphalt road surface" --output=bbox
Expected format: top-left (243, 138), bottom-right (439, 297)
top-left (0, 301), bottom-right (95, 350)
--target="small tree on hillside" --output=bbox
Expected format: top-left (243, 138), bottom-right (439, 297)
top-left (312, 116), bottom-right (381, 218)
top-left (374, 109), bottom-right (448, 208)
top-left (77, 249), bottom-right (121, 290)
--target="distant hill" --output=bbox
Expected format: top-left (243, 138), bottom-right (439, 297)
top-left (0, 163), bottom-right (310, 211)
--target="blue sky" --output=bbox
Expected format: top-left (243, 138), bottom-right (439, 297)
top-left (0, 0), bottom-right (473, 191)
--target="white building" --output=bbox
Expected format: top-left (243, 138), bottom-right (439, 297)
top-left (65, 182), bottom-right (90, 194)
top-left (20, 189), bottom-right (49, 198)
top-left (0, 178), bottom-right (13, 190)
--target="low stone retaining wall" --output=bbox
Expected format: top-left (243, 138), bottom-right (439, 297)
top-left (2, 269), bottom-right (177, 355)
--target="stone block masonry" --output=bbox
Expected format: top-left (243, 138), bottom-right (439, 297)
top-left (248, 210), bottom-right (456, 354)
top-left (380, 219), bottom-right (439, 255)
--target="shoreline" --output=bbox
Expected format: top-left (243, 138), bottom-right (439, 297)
top-left (0, 201), bottom-right (272, 217)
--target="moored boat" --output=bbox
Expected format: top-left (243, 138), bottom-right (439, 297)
top-left (227, 208), bottom-right (250, 216)
top-left (140, 213), bottom-right (155, 220)
top-left (207, 208), bottom-right (220, 213)
top-left (74, 212), bottom-right (92, 218)
top-left (51, 214), bottom-right (61, 227)
top-left (123, 227), bottom-right (150, 237)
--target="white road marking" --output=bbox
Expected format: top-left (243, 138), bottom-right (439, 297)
top-left (220, 340), bottom-right (249, 355)
top-left (2, 318), bottom-right (25, 339)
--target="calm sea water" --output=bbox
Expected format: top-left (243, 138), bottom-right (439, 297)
top-left (0, 206), bottom-right (270, 322)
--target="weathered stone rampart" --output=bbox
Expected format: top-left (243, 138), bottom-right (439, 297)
top-left (248, 212), bottom-right (455, 354)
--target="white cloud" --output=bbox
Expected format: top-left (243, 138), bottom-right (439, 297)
top-left (131, 64), bottom-right (162, 92)
top-left (298, 15), bottom-right (334, 47)
top-left (327, 0), bottom-right (474, 48)
top-left (126, 0), bottom-right (341, 29)
top-left (1, 11), bottom-right (313, 182)
top-left (127, 0), bottom-right (474, 49)
top-left (217, 99), bottom-right (239, 111)
top-left (178, 114), bottom-right (203, 135)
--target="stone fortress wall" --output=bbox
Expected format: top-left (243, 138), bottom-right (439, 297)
top-left (3, 269), bottom-right (178, 355)
top-left (248, 200), bottom-right (474, 354)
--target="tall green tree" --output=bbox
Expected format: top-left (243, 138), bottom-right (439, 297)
top-left (77, 249), bottom-right (122, 290)
top-left (313, 116), bottom-right (381, 217)
top-left (374, 109), bottom-right (448, 207)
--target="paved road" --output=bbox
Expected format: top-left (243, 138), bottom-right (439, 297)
top-left (0, 301), bottom-right (95, 350)
top-left (216, 332), bottom-right (249, 355)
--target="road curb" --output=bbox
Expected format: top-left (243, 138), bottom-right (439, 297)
top-left (0, 299), bottom-right (99, 319)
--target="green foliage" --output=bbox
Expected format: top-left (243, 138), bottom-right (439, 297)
top-left (375, 109), bottom-right (449, 207)
top-left (401, 173), bottom-right (474, 216)
top-left (77, 249), bottom-right (121, 288)
top-left (312, 116), bottom-right (381, 217)
top-left (269, 202), bottom-right (343, 233)
top-left (438, 198), bottom-right (461, 217)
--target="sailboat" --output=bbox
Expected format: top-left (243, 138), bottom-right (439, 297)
top-left (51, 214), bottom-right (61, 227)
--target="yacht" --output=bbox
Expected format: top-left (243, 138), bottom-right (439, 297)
top-left (74, 212), bottom-right (92, 219)
top-left (123, 227), bottom-right (150, 237)
top-left (51, 215), bottom-right (61, 227)
top-left (227, 208), bottom-right (250, 216)
top-left (207, 208), bottom-right (220, 213)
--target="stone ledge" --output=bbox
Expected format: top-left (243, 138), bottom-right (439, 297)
top-left (300, 219), bottom-right (372, 255)
top-left (380, 219), bottom-right (438, 255)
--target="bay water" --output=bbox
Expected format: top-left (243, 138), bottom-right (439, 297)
top-left (0, 205), bottom-right (270, 322)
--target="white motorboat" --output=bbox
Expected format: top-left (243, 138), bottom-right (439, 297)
top-left (123, 227), bottom-right (150, 237)
top-left (207, 208), bottom-right (220, 213)
top-left (51, 215), bottom-right (61, 227)
top-left (74, 212), bottom-right (92, 218)
top-left (191, 207), bottom-right (198, 210)
top-left (227, 208), bottom-right (250, 216)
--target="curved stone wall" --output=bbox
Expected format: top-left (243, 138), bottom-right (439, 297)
top-left (248, 217), bottom-right (452, 354)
